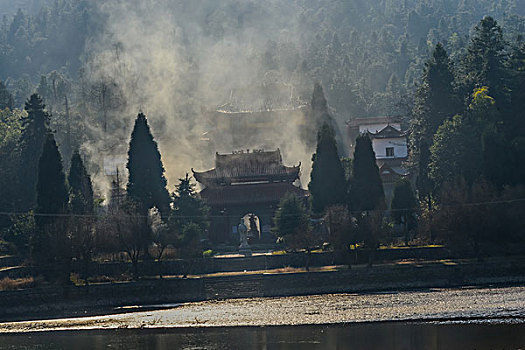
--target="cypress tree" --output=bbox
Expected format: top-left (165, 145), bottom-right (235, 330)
top-left (68, 151), bottom-right (95, 279)
top-left (68, 151), bottom-right (94, 215)
top-left (18, 94), bottom-right (50, 211)
top-left (309, 121), bottom-right (347, 213)
top-left (349, 134), bottom-right (384, 212)
top-left (311, 82), bottom-right (329, 121)
top-left (304, 82), bottom-right (333, 148)
top-left (126, 112), bottom-right (170, 216)
top-left (33, 132), bottom-right (69, 271)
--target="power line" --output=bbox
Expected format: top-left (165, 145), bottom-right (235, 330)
top-left (0, 196), bottom-right (523, 219)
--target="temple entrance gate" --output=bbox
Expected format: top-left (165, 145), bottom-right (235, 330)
top-left (193, 149), bottom-right (309, 244)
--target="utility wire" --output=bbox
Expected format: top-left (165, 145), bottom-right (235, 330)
top-left (0, 196), bottom-right (523, 219)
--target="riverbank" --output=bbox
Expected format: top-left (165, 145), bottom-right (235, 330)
top-left (1, 256), bottom-right (524, 323)
top-left (1, 285), bottom-right (524, 333)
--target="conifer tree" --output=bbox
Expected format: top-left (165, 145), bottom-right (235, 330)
top-left (169, 173), bottom-right (209, 242)
top-left (349, 134), bottom-right (384, 212)
top-left (68, 151), bottom-right (95, 279)
top-left (409, 43), bottom-right (457, 206)
top-left (18, 94), bottom-right (50, 211)
top-left (462, 16), bottom-right (508, 107)
top-left (309, 121), bottom-right (347, 213)
top-left (429, 114), bottom-right (481, 188)
top-left (311, 82), bottom-right (330, 121)
top-left (304, 82), bottom-right (334, 148)
top-left (126, 112), bottom-right (170, 216)
top-left (507, 42), bottom-right (525, 140)
top-left (33, 132), bottom-right (69, 275)
top-left (0, 80), bottom-right (14, 110)
top-left (69, 151), bottom-right (94, 215)
top-left (273, 192), bottom-right (310, 238)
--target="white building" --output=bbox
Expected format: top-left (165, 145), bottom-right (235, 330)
top-left (346, 117), bottom-right (410, 205)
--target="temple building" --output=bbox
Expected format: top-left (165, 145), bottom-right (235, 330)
top-left (193, 149), bottom-right (309, 243)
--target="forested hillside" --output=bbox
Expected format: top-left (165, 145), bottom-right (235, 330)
top-left (1, 0), bottom-right (524, 115)
top-left (0, 0), bottom-right (524, 192)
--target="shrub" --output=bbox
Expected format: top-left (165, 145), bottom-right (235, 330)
top-left (202, 249), bottom-right (214, 258)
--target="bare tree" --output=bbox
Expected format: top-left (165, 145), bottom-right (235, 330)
top-left (103, 200), bottom-right (148, 279)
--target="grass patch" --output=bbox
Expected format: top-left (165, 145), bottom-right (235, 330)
top-left (271, 250), bottom-right (287, 255)
top-left (379, 244), bottom-right (445, 250)
top-left (202, 250), bottom-right (214, 258)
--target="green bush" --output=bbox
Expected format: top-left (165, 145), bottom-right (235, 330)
top-left (202, 249), bottom-right (214, 258)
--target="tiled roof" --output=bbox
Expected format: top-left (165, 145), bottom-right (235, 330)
top-left (193, 149), bottom-right (301, 186)
top-left (368, 125), bottom-right (406, 138)
top-left (346, 116), bottom-right (401, 127)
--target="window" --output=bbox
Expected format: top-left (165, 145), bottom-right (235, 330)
top-left (386, 147), bottom-right (394, 157)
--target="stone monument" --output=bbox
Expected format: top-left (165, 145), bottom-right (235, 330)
top-left (238, 219), bottom-right (252, 257)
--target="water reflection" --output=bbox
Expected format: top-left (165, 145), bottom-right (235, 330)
top-left (0, 322), bottom-right (524, 350)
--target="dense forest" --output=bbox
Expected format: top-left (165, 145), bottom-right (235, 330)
top-left (0, 1), bottom-right (524, 183)
top-left (0, 1), bottom-right (525, 279)
top-left (2, 1), bottom-right (525, 113)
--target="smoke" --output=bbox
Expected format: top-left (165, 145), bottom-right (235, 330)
top-left (82, 0), bottom-right (316, 193)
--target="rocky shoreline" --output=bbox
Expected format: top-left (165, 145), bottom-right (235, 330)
top-left (1, 285), bottom-right (524, 333)
top-left (1, 257), bottom-right (524, 324)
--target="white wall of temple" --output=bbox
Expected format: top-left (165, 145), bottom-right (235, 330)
top-left (358, 123), bottom-right (401, 134)
top-left (373, 137), bottom-right (408, 159)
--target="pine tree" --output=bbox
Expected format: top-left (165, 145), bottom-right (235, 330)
top-left (126, 112), bottom-right (170, 216)
top-left (0, 80), bottom-right (14, 110)
top-left (17, 94), bottom-right (50, 211)
top-left (273, 192), bottom-right (317, 269)
top-left (169, 173), bottom-right (209, 242)
top-left (33, 132), bottom-right (69, 275)
top-left (0, 109), bottom-right (23, 234)
top-left (462, 17), bottom-right (508, 108)
top-left (309, 121), bottom-right (347, 213)
top-left (349, 134), bottom-right (385, 212)
top-left (507, 42), bottom-right (525, 140)
top-left (273, 192), bottom-right (310, 238)
top-left (409, 43), bottom-right (458, 206)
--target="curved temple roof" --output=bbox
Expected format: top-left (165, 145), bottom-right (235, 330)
top-left (367, 125), bottom-right (407, 139)
top-left (193, 149), bottom-right (301, 187)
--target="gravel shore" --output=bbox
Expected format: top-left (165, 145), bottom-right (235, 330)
top-left (1, 286), bottom-right (524, 333)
